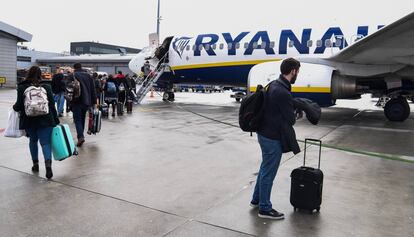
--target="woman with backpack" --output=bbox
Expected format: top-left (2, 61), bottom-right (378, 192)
top-left (13, 66), bottom-right (60, 179)
top-left (103, 74), bottom-right (118, 116)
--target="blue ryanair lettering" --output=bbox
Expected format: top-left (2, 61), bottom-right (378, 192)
top-left (194, 34), bottom-right (219, 56)
top-left (314, 27), bottom-right (348, 54)
top-left (244, 31), bottom-right (275, 55)
top-left (279, 29), bottom-right (311, 54)
top-left (357, 26), bottom-right (369, 37)
top-left (222, 32), bottom-right (249, 56)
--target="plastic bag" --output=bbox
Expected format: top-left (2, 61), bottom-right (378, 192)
top-left (4, 108), bottom-right (25, 138)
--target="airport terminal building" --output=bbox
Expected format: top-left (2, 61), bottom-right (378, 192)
top-left (71, 42), bottom-right (140, 55)
top-left (0, 21), bottom-right (32, 87)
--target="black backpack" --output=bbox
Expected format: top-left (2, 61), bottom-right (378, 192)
top-left (238, 83), bottom-right (271, 133)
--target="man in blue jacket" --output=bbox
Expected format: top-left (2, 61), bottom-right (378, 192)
top-left (251, 58), bottom-right (301, 220)
top-left (70, 63), bottom-right (97, 147)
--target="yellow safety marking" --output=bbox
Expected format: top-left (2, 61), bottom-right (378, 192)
top-left (171, 59), bottom-right (281, 70)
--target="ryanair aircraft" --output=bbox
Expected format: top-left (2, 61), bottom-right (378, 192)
top-left (129, 12), bottom-right (414, 122)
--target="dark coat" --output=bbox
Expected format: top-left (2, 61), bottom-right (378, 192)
top-left (69, 69), bottom-right (97, 107)
top-left (51, 73), bottom-right (66, 94)
top-left (293, 98), bottom-right (322, 125)
top-left (13, 80), bottom-right (59, 129)
top-left (258, 76), bottom-right (300, 154)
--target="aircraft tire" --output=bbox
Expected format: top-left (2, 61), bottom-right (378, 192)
top-left (163, 92), bottom-right (169, 101)
top-left (384, 97), bottom-right (410, 122)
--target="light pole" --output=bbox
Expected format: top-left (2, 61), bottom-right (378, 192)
top-left (157, 0), bottom-right (161, 44)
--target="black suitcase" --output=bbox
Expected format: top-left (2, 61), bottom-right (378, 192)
top-left (100, 104), bottom-right (109, 117)
top-left (290, 138), bottom-right (323, 214)
top-left (117, 103), bottom-right (124, 116)
top-left (126, 100), bottom-right (133, 113)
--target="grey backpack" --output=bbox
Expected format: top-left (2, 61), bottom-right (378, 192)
top-left (24, 86), bottom-right (49, 117)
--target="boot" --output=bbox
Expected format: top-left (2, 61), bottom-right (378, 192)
top-left (45, 160), bottom-right (53, 179)
top-left (31, 160), bottom-right (39, 172)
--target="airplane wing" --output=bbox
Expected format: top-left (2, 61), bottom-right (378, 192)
top-left (329, 12), bottom-right (414, 65)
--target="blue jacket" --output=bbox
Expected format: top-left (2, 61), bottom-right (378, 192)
top-left (258, 75), bottom-right (300, 154)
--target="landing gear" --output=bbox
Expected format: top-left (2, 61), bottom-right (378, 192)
top-left (384, 97), bottom-right (410, 122)
top-left (162, 91), bottom-right (175, 102)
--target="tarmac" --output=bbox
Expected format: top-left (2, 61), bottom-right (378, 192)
top-left (0, 88), bottom-right (413, 237)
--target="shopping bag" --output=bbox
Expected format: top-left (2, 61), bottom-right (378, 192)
top-left (4, 108), bottom-right (25, 138)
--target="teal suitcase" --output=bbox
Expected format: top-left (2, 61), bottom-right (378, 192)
top-left (51, 124), bottom-right (77, 161)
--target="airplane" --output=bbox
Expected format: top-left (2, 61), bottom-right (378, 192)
top-left (129, 12), bottom-right (414, 122)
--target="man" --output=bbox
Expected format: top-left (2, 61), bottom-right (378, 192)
top-left (70, 63), bottom-right (97, 147)
top-left (251, 58), bottom-right (301, 220)
top-left (142, 61), bottom-right (151, 78)
top-left (114, 71), bottom-right (129, 106)
top-left (51, 69), bottom-right (66, 117)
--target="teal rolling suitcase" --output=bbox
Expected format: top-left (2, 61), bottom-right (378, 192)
top-left (51, 124), bottom-right (77, 161)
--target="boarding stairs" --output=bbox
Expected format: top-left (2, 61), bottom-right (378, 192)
top-left (135, 60), bottom-right (169, 104)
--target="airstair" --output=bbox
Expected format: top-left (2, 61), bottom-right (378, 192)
top-left (135, 54), bottom-right (170, 104)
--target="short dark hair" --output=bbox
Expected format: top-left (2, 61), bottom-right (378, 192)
top-left (280, 58), bottom-right (301, 75)
top-left (73, 63), bottom-right (82, 70)
top-left (118, 71), bottom-right (122, 74)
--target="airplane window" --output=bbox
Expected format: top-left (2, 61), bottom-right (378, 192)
top-left (205, 44), bottom-right (210, 50)
top-left (244, 42), bottom-right (249, 49)
top-left (228, 43), bottom-right (233, 49)
top-left (270, 41), bottom-right (275, 48)
top-left (219, 43), bottom-right (224, 50)
top-left (212, 44), bottom-right (217, 50)
top-left (186, 45), bottom-right (190, 51)
top-left (198, 45), bottom-right (203, 51)
top-left (261, 42), bottom-right (267, 48)
top-left (236, 43), bottom-right (240, 49)
top-left (307, 40), bottom-right (313, 47)
top-left (253, 42), bottom-right (258, 49)
top-left (335, 39), bottom-right (342, 47)
top-left (288, 41), bottom-right (294, 47)
top-left (325, 39), bottom-right (332, 47)
top-left (316, 40), bottom-right (322, 47)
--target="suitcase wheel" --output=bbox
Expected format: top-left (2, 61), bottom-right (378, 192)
top-left (293, 207), bottom-right (297, 212)
top-left (316, 207), bottom-right (320, 212)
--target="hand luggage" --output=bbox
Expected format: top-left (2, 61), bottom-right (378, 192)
top-left (87, 109), bottom-right (102, 135)
top-left (290, 138), bottom-right (323, 214)
top-left (117, 103), bottom-right (124, 116)
top-left (51, 124), bottom-right (77, 161)
top-left (126, 100), bottom-right (133, 113)
top-left (100, 103), bottom-right (109, 117)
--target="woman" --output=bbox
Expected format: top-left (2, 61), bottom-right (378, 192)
top-left (13, 66), bottom-right (60, 179)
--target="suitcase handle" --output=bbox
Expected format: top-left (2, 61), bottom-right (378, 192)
top-left (304, 138), bottom-right (322, 169)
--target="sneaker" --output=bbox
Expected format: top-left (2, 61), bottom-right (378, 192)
top-left (258, 209), bottom-right (285, 220)
top-left (250, 201), bottom-right (259, 208)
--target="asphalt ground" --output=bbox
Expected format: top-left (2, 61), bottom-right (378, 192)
top-left (0, 89), bottom-right (413, 237)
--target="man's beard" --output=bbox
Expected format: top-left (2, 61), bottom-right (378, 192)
top-left (291, 73), bottom-right (298, 84)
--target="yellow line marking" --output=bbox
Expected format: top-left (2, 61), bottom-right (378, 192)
top-left (249, 86), bottom-right (331, 93)
top-left (171, 59), bottom-right (281, 70)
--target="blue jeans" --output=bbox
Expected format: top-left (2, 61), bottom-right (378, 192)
top-left (54, 93), bottom-right (65, 114)
top-left (72, 104), bottom-right (88, 139)
top-left (252, 134), bottom-right (283, 211)
top-left (26, 127), bottom-right (53, 161)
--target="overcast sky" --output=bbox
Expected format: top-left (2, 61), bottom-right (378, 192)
top-left (1, 0), bottom-right (412, 53)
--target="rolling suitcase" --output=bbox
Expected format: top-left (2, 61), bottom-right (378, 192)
top-left (126, 100), bottom-right (133, 113)
top-left (117, 102), bottom-right (124, 116)
top-left (290, 138), bottom-right (323, 214)
top-left (100, 103), bottom-right (109, 117)
top-left (88, 109), bottom-right (102, 135)
top-left (51, 124), bottom-right (77, 161)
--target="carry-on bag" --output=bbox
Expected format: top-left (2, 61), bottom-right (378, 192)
top-left (117, 103), bottom-right (124, 116)
top-left (290, 138), bottom-right (323, 213)
top-left (87, 109), bottom-right (102, 135)
top-left (126, 100), bottom-right (133, 113)
top-left (100, 103), bottom-right (109, 117)
top-left (51, 124), bottom-right (77, 161)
